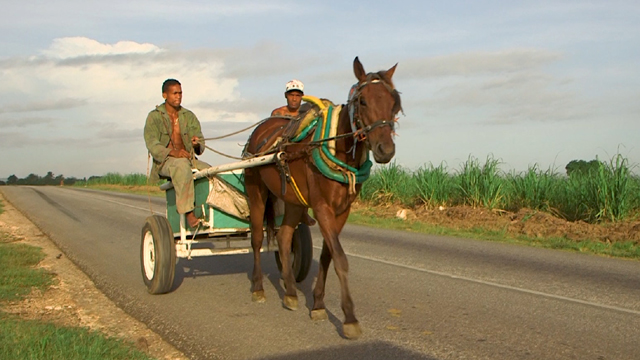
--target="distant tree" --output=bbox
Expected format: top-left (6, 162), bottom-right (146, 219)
top-left (54, 174), bottom-right (64, 186)
top-left (565, 159), bottom-right (602, 177)
top-left (63, 177), bottom-right (77, 185)
top-left (24, 173), bottom-right (40, 185)
top-left (0, 180), bottom-right (5, 186)
top-left (7, 175), bottom-right (18, 185)
top-left (4, 172), bottom-right (77, 186)
top-left (43, 171), bottom-right (55, 185)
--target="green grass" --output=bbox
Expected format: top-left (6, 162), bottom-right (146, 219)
top-left (76, 184), bottom-right (165, 197)
top-left (0, 230), bottom-right (155, 359)
top-left (0, 237), bottom-right (55, 302)
top-left (361, 153), bottom-right (640, 224)
top-left (73, 172), bottom-right (165, 197)
top-left (360, 161), bottom-right (417, 206)
top-left (76, 173), bottom-right (153, 187)
top-left (414, 162), bottom-right (455, 208)
top-left (0, 313), bottom-right (154, 360)
top-left (348, 210), bottom-right (640, 259)
top-left (560, 154), bottom-right (638, 222)
top-left (457, 155), bottom-right (505, 209)
top-left (506, 164), bottom-right (558, 212)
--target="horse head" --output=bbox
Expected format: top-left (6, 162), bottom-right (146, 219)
top-left (348, 57), bottom-right (402, 164)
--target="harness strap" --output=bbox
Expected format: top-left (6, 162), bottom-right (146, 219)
top-left (288, 173), bottom-right (309, 207)
top-left (276, 152), bottom-right (309, 207)
top-left (276, 152), bottom-right (288, 197)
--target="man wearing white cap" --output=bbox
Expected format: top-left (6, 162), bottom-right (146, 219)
top-left (271, 79), bottom-right (304, 118)
top-left (269, 79), bottom-right (316, 226)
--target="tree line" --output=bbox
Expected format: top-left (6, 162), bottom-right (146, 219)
top-left (1, 172), bottom-right (82, 186)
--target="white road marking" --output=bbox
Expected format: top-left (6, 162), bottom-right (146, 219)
top-left (314, 245), bottom-right (640, 316)
top-left (98, 197), bottom-right (164, 216)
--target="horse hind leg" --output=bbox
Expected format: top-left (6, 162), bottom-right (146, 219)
top-left (310, 243), bottom-right (331, 321)
top-left (278, 203), bottom-right (305, 311)
top-left (265, 195), bottom-right (277, 247)
top-left (245, 169), bottom-right (267, 303)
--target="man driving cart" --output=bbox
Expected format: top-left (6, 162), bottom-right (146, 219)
top-left (144, 78), bottom-right (209, 228)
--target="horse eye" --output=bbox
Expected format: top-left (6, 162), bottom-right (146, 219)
top-left (359, 98), bottom-right (367, 106)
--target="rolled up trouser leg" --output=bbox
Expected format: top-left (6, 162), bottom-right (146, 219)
top-left (158, 157), bottom-right (195, 214)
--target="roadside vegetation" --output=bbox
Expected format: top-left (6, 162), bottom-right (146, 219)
top-left (355, 153), bottom-right (640, 259)
top-left (360, 153), bottom-right (640, 223)
top-left (76, 173), bottom-right (152, 187)
top-left (0, 200), bottom-right (155, 360)
top-left (74, 173), bottom-right (165, 197)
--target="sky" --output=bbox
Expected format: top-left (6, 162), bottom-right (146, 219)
top-left (1, 0), bottom-right (639, 179)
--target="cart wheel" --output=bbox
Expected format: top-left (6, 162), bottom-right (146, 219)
top-left (140, 215), bottom-right (176, 294)
top-left (275, 223), bottom-right (313, 282)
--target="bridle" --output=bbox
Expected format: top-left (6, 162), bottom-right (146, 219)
top-left (347, 73), bottom-right (402, 143)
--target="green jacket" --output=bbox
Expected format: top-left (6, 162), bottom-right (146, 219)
top-left (144, 104), bottom-right (205, 182)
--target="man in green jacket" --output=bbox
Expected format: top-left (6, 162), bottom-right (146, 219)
top-left (144, 79), bottom-right (209, 228)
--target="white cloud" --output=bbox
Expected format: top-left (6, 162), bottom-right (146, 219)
top-left (0, 98), bottom-right (87, 114)
top-left (393, 48), bottom-right (591, 125)
top-left (0, 116), bottom-right (57, 128)
top-left (41, 37), bottom-right (162, 59)
top-left (400, 48), bottom-right (561, 79)
top-left (0, 37), bottom-right (242, 130)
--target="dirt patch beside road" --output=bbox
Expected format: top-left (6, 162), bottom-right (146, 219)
top-left (353, 201), bottom-right (640, 245)
top-left (0, 194), bottom-right (189, 360)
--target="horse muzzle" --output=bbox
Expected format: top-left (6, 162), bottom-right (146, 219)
top-left (372, 141), bottom-right (395, 164)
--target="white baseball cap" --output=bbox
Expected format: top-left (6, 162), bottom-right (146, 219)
top-left (285, 79), bottom-right (304, 94)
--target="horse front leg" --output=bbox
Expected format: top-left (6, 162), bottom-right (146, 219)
top-left (312, 207), bottom-right (361, 339)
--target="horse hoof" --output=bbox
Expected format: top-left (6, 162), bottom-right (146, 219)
top-left (343, 322), bottom-right (362, 340)
top-left (283, 296), bottom-right (298, 310)
top-left (252, 291), bottom-right (266, 303)
top-left (310, 309), bottom-right (328, 321)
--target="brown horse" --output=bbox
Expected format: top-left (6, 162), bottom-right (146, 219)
top-left (243, 57), bottom-right (401, 339)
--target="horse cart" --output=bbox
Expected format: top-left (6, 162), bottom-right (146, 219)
top-left (139, 154), bottom-right (313, 294)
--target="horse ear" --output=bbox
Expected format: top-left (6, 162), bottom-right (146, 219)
top-left (353, 56), bottom-right (366, 82)
top-left (385, 63), bottom-right (398, 80)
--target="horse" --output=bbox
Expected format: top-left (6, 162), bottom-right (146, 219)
top-left (243, 57), bottom-right (401, 339)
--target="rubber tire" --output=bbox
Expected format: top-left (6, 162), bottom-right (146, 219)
top-left (140, 215), bottom-right (176, 294)
top-left (275, 223), bottom-right (313, 282)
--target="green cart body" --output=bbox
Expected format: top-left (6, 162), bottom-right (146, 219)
top-left (165, 171), bottom-right (252, 236)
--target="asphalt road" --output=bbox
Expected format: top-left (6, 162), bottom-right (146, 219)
top-left (2, 186), bottom-right (639, 360)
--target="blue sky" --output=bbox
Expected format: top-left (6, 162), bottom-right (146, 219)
top-left (1, 0), bottom-right (639, 178)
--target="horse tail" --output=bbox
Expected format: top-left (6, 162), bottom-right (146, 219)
top-left (265, 195), bottom-right (276, 247)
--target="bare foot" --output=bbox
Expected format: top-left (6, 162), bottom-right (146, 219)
top-left (185, 211), bottom-right (200, 228)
